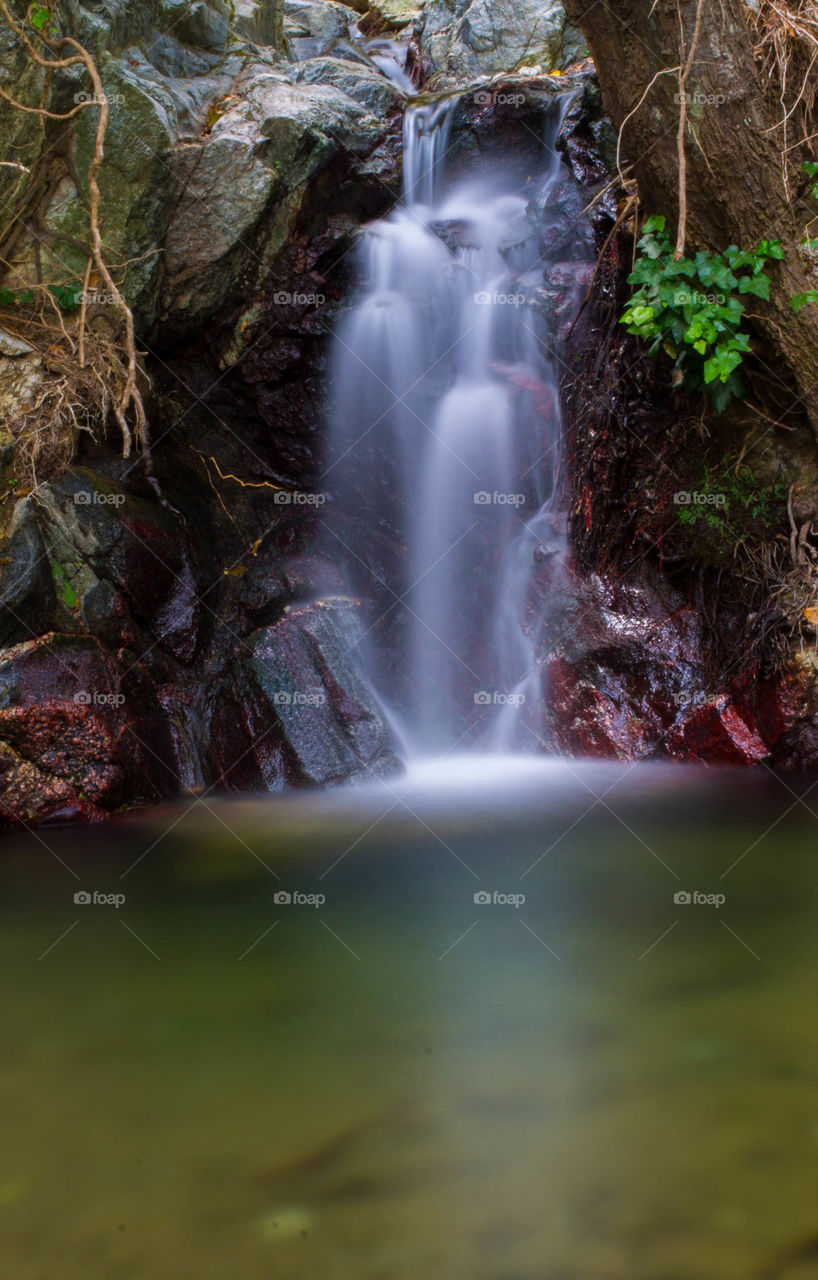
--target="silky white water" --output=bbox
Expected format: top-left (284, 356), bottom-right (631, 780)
top-left (325, 94), bottom-right (571, 755)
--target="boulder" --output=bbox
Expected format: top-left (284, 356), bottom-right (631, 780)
top-left (417, 0), bottom-right (587, 82)
top-left (159, 64), bottom-right (395, 335)
top-left (665, 696), bottom-right (769, 766)
top-left (210, 599), bottom-right (400, 788)
top-left (0, 634), bottom-right (177, 825)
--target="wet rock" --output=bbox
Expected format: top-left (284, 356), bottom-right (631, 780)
top-left (32, 468), bottom-right (202, 664)
top-left (732, 656), bottom-right (818, 768)
top-left (159, 63), bottom-right (395, 337)
top-left (292, 55), bottom-right (405, 114)
top-left (540, 562), bottom-right (708, 759)
top-left (210, 600), bottom-right (400, 789)
top-left (665, 696), bottom-right (769, 766)
top-left (0, 635), bottom-right (177, 826)
top-left (0, 500), bottom-right (57, 649)
top-left (284, 0), bottom-right (360, 48)
top-left (417, 0), bottom-right (586, 82)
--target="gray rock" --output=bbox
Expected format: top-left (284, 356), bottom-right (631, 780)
top-left (418, 0), bottom-right (587, 80)
top-left (0, 500), bottom-right (57, 650)
top-left (211, 600), bottom-right (400, 789)
top-left (292, 55), bottom-right (404, 113)
top-left (160, 65), bottom-right (386, 333)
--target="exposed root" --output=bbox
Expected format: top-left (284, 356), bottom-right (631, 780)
top-left (749, 0), bottom-right (818, 194)
top-left (0, 1), bottom-right (151, 474)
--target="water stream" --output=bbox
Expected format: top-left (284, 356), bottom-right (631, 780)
top-left (326, 93), bottom-right (570, 755)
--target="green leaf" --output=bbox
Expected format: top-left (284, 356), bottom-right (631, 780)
top-left (790, 290), bottom-right (818, 312)
top-left (29, 4), bottom-right (50, 29)
top-left (738, 274), bottom-right (770, 299)
top-left (49, 282), bottom-right (83, 311)
top-left (756, 238), bottom-right (784, 260)
top-left (642, 214), bottom-right (667, 235)
top-left (704, 348), bottom-right (742, 384)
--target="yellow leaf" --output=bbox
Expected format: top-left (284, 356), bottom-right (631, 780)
top-left (803, 606), bottom-right (818, 623)
top-left (224, 565), bottom-right (248, 578)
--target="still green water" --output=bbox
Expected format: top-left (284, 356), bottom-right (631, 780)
top-left (1, 758), bottom-right (816, 1279)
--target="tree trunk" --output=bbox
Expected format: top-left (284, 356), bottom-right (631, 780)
top-left (563, 0), bottom-right (818, 433)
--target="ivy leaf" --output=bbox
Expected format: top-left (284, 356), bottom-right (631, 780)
top-left (704, 348), bottom-right (742, 384)
top-left (755, 238), bottom-right (784, 260)
top-left (49, 282), bottom-right (83, 311)
top-left (738, 274), bottom-right (770, 299)
top-left (790, 290), bottom-right (818, 312)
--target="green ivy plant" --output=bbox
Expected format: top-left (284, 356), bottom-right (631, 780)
top-left (0, 281), bottom-right (83, 311)
top-left (791, 160), bottom-right (818, 313)
top-left (621, 214), bottom-right (784, 413)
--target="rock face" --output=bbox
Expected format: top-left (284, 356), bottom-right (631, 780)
top-left (416, 0), bottom-right (586, 83)
top-left (536, 560), bottom-right (785, 766)
top-left (1, 0), bottom-right (812, 827)
top-left (0, 0), bottom-right (408, 824)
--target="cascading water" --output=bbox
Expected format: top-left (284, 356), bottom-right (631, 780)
top-left (324, 91), bottom-right (573, 757)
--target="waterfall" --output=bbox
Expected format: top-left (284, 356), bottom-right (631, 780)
top-left (323, 92), bottom-right (571, 757)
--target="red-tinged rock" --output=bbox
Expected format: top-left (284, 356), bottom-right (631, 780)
top-left (731, 657), bottom-right (818, 766)
top-left (0, 634), bottom-right (178, 827)
top-left (546, 657), bottom-right (663, 759)
top-left (664, 696), bottom-right (769, 766)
